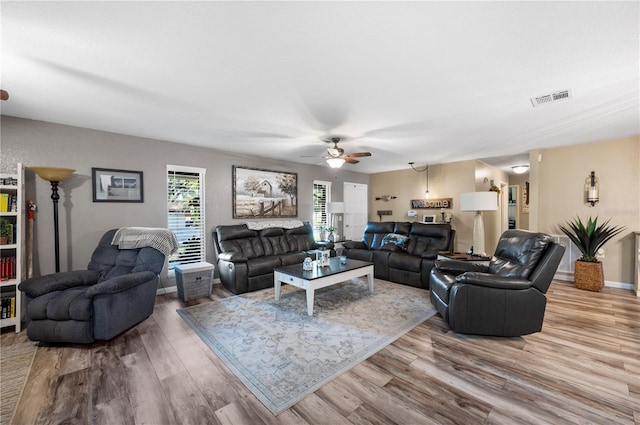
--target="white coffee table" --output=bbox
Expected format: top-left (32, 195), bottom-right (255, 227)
top-left (274, 257), bottom-right (374, 316)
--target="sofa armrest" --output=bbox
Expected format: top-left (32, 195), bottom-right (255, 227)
top-left (85, 271), bottom-right (158, 297)
top-left (434, 259), bottom-right (489, 275)
top-left (343, 241), bottom-right (366, 249)
top-left (455, 272), bottom-right (532, 290)
top-left (18, 270), bottom-right (100, 298)
top-left (218, 252), bottom-right (248, 262)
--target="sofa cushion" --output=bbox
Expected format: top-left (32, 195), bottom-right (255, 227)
top-left (406, 223), bottom-right (452, 258)
top-left (361, 222), bottom-right (396, 250)
top-left (27, 287), bottom-right (93, 321)
top-left (247, 256), bottom-right (281, 277)
top-left (259, 227), bottom-right (291, 256)
top-left (389, 252), bottom-right (422, 272)
top-left (217, 225), bottom-right (265, 259)
top-left (285, 223), bottom-right (317, 251)
top-left (489, 230), bottom-right (553, 279)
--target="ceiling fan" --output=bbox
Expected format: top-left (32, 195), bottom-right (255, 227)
top-left (321, 136), bottom-right (371, 168)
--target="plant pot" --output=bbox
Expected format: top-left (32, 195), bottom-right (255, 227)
top-left (0, 236), bottom-right (8, 245)
top-left (573, 260), bottom-right (604, 292)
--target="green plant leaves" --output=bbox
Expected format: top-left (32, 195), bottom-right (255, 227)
top-left (558, 216), bottom-right (626, 262)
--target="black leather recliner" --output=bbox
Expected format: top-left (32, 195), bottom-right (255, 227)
top-left (429, 229), bottom-right (565, 337)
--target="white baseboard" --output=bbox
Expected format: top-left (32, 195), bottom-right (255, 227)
top-left (554, 273), bottom-right (634, 292)
top-left (156, 286), bottom-right (177, 295)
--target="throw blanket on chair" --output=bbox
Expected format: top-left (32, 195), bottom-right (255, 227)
top-left (112, 227), bottom-right (179, 256)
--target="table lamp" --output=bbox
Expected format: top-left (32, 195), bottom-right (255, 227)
top-left (30, 166), bottom-right (76, 272)
top-left (460, 192), bottom-right (497, 256)
top-left (327, 201), bottom-right (344, 241)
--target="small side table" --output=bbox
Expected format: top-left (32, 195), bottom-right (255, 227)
top-left (175, 261), bottom-right (215, 301)
top-left (437, 252), bottom-right (491, 266)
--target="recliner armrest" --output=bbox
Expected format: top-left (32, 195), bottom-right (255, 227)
top-left (85, 271), bottom-right (158, 297)
top-left (434, 260), bottom-right (489, 275)
top-left (343, 241), bottom-right (366, 249)
top-left (218, 252), bottom-right (248, 262)
top-left (455, 272), bottom-right (532, 290)
top-left (18, 270), bottom-right (100, 298)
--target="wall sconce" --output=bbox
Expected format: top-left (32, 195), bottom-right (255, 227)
top-left (375, 195), bottom-right (397, 202)
top-left (585, 171), bottom-right (599, 207)
top-left (409, 162), bottom-right (430, 199)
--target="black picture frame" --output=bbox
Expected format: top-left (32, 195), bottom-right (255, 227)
top-left (92, 167), bottom-right (144, 203)
top-left (232, 166), bottom-right (297, 218)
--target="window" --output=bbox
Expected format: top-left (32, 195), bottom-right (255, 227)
top-left (312, 180), bottom-right (331, 240)
top-left (167, 165), bottom-right (206, 272)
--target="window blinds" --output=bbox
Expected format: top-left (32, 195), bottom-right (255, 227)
top-left (312, 182), bottom-right (330, 240)
top-left (167, 167), bottom-right (205, 270)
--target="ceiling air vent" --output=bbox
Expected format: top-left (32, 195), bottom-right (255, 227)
top-left (530, 89), bottom-right (572, 107)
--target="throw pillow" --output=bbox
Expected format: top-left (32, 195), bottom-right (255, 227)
top-left (381, 233), bottom-right (408, 248)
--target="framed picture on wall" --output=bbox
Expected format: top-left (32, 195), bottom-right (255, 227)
top-left (92, 168), bottom-right (144, 202)
top-left (232, 166), bottom-right (297, 218)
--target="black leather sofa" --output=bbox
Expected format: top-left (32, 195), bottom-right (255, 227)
top-left (213, 222), bottom-right (334, 294)
top-left (429, 229), bottom-right (565, 336)
top-left (342, 221), bottom-right (455, 289)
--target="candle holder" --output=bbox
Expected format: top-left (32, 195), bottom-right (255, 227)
top-left (30, 167), bottom-right (75, 272)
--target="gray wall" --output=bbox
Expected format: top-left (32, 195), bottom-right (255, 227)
top-left (1, 116), bottom-right (368, 287)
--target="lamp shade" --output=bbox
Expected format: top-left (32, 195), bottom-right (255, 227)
top-left (30, 166), bottom-right (75, 182)
top-left (460, 192), bottom-right (498, 212)
top-left (326, 158), bottom-right (345, 168)
top-left (327, 201), bottom-right (344, 214)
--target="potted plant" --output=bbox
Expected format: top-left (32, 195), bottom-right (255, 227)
top-left (325, 225), bottom-right (337, 242)
top-left (558, 216), bottom-right (626, 291)
top-left (0, 218), bottom-right (12, 245)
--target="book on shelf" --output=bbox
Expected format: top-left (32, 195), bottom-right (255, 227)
top-left (0, 293), bottom-right (16, 319)
top-left (0, 193), bottom-right (8, 212)
top-left (0, 256), bottom-right (16, 280)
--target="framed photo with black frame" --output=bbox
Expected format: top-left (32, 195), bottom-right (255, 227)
top-left (92, 167), bottom-right (144, 203)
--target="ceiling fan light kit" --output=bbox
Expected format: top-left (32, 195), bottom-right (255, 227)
top-left (321, 136), bottom-right (371, 168)
top-left (326, 157), bottom-right (346, 168)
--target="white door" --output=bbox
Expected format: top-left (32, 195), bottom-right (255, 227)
top-left (343, 182), bottom-right (368, 241)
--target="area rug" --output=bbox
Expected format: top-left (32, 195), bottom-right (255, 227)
top-left (0, 336), bottom-right (38, 424)
top-left (178, 278), bottom-right (435, 415)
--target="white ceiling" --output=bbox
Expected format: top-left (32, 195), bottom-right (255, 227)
top-left (2, 2), bottom-right (638, 174)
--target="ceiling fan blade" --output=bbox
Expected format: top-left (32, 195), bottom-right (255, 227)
top-left (344, 158), bottom-right (360, 164)
top-left (345, 152), bottom-right (371, 158)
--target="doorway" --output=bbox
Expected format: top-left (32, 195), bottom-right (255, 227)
top-left (343, 182), bottom-right (368, 241)
top-left (508, 185), bottom-right (519, 229)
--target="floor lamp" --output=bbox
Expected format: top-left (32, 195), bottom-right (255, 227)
top-left (30, 166), bottom-right (76, 273)
top-left (460, 192), bottom-right (497, 256)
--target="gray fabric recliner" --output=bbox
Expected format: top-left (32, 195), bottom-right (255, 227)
top-left (18, 229), bottom-right (165, 344)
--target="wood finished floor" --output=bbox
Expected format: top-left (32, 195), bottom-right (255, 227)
top-left (3, 280), bottom-right (639, 425)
